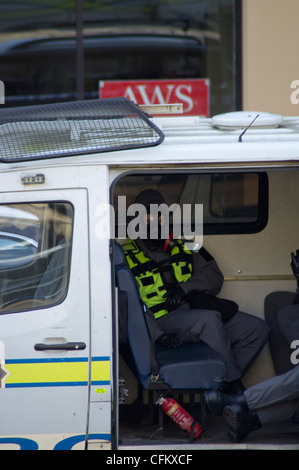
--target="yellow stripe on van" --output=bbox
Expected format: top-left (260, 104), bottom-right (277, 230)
top-left (91, 358), bottom-right (110, 384)
top-left (4, 357), bottom-right (110, 388)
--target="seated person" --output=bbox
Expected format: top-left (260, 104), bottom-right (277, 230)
top-left (122, 189), bottom-right (269, 395)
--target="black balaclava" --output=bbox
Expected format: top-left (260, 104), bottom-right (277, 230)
top-left (134, 189), bottom-right (171, 249)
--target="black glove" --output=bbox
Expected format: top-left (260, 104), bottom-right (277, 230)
top-left (156, 333), bottom-right (182, 349)
top-left (163, 285), bottom-right (185, 312)
top-left (186, 290), bottom-right (239, 323)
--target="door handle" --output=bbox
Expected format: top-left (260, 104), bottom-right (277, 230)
top-left (34, 342), bottom-right (86, 351)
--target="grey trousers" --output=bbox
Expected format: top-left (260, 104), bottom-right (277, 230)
top-left (245, 365), bottom-right (299, 426)
top-left (265, 291), bottom-right (299, 374)
top-left (156, 308), bottom-right (269, 382)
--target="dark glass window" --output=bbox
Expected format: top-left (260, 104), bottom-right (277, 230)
top-left (113, 172), bottom-right (268, 236)
top-left (0, 202), bottom-right (73, 314)
top-left (0, 1), bottom-right (240, 115)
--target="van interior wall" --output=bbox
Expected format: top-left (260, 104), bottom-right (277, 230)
top-left (203, 169), bottom-right (299, 387)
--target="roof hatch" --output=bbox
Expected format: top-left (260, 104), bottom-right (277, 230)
top-left (212, 111), bottom-right (283, 130)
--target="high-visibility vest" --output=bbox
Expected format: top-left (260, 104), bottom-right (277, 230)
top-left (122, 239), bottom-right (193, 319)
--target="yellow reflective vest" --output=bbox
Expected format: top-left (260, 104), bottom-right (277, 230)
top-left (122, 239), bottom-right (193, 319)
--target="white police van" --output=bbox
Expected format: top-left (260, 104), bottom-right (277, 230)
top-left (0, 98), bottom-right (299, 450)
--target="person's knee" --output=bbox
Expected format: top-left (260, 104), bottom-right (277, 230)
top-left (196, 309), bottom-right (222, 324)
top-left (236, 312), bottom-right (270, 343)
top-left (265, 291), bottom-right (295, 323)
top-left (264, 291), bottom-right (284, 322)
top-left (277, 304), bottom-right (299, 335)
top-left (277, 308), bottom-right (289, 328)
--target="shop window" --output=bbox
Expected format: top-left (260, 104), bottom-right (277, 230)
top-left (0, 0), bottom-right (240, 114)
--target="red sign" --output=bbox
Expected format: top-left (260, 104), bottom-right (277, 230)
top-left (99, 79), bottom-right (209, 117)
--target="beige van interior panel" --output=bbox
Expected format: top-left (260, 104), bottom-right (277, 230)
top-left (203, 170), bottom-right (299, 384)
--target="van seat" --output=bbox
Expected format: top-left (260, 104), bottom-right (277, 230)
top-left (114, 241), bottom-right (227, 395)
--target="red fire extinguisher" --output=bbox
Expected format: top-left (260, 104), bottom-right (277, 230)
top-left (158, 396), bottom-right (203, 440)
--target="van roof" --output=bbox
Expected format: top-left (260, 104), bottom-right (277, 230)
top-left (152, 112), bottom-right (299, 165)
top-left (154, 112), bottom-right (299, 145)
top-left (0, 99), bottom-right (299, 166)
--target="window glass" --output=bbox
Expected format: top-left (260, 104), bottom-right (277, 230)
top-left (0, 202), bottom-right (73, 314)
top-left (0, 0), bottom-right (239, 115)
top-left (113, 172), bottom-right (268, 237)
top-left (210, 174), bottom-right (259, 220)
top-left (0, 0), bottom-right (77, 106)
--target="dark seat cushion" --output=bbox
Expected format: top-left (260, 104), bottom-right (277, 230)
top-left (156, 342), bottom-right (227, 390)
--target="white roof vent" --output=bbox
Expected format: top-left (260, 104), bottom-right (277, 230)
top-left (212, 111), bottom-right (283, 130)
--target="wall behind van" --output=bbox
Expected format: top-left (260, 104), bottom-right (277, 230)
top-left (242, 0), bottom-right (299, 116)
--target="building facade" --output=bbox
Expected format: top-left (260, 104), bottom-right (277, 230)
top-left (242, 0), bottom-right (299, 116)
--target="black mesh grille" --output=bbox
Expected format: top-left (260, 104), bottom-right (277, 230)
top-left (0, 98), bottom-right (164, 162)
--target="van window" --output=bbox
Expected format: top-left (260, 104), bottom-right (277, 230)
top-left (0, 202), bottom-right (73, 314)
top-left (113, 172), bottom-right (268, 236)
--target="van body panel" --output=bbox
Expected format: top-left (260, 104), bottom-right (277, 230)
top-left (0, 165), bottom-right (113, 449)
top-left (0, 187), bottom-right (92, 449)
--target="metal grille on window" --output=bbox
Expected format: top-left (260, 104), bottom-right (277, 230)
top-left (0, 98), bottom-right (164, 162)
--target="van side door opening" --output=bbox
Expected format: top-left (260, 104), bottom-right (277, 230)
top-left (111, 168), bottom-right (276, 447)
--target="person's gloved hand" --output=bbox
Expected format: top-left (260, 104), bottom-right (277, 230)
top-left (164, 285), bottom-right (185, 312)
top-left (156, 333), bottom-right (182, 349)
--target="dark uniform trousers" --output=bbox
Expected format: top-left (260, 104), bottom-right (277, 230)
top-left (244, 365), bottom-right (299, 426)
top-left (265, 291), bottom-right (299, 374)
top-left (156, 307), bottom-right (270, 383)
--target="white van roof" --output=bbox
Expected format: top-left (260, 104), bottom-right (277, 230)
top-left (0, 99), bottom-right (299, 166)
top-left (150, 111), bottom-right (299, 165)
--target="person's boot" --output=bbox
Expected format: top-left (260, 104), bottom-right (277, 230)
top-left (223, 402), bottom-right (262, 443)
top-left (204, 389), bottom-right (248, 416)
